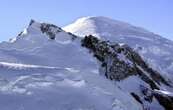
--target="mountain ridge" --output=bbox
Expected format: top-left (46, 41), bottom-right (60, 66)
top-left (63, 16), bottom-right (161, 38)
top-left (0, 17), bottom-right (173, 110)
top-left (64, 16), bottom-right (173, 81)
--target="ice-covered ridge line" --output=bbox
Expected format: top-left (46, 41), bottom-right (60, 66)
top-left (0, 62), bottom-right (59, 69)
top-left (154, 89), bottom-right (173, 97)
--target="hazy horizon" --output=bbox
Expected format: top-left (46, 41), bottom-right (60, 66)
top-left (0, 0), bottom-right (173, 41)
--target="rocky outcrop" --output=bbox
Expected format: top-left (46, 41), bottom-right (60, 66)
top-left (81, 35), bottom-right (169, 86)
top-left (154, 91), bottom-right (173, 110)
top-left (40, 23), bottom-right (62, 40)
top-left (81, 35), bottom-right (137, 80)
top-left (81, 35), bottom-right (173, 110)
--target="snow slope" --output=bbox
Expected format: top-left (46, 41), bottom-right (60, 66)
top-left (0, 62), bottom-right (142, 110)
top-left (0, 20), bottom-right (143, 110)
top-left (64, 16), bottom-right (173, 80)
top-left (0, 18), bottom-right (172, 110)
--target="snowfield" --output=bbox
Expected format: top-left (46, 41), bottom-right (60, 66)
top-left (0, 62), bottom-right (141, 110)
top-left (0, 20), bottom-right (142, 110)
top-left (0, 17), bottom-right (172, 110)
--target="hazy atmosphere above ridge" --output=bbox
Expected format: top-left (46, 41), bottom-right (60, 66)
top-left (0, 0), bottom-right (173, 41)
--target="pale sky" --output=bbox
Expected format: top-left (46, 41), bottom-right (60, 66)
top-left (0, 0), bottom-right (173, 41)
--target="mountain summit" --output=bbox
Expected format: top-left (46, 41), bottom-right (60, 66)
top-left (0, 17), bottom-right (173, 110)
top-left (64, 16), bottom-right (173, 81)
top-left (0, 20), bottom-right (75, 50)
top-left (64, 16), bottom-right (157, 38)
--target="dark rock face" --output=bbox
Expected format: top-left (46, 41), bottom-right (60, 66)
top-left (154, 92), bottom-right (173, 110)
top-left (67, 32), bottom-right (78, 41)
top-left (81, 35), bottom-right (137, 80)
top-left (131, 92), bottom-right (143, 104)
top-left (81, 35), bottom-right (173, 110)
top-left (29, 19), bottom-right (35, 26)
top-left (81, 35), bottom-right (169, 86)
top-left (28, 20), bottom-right (78, 41)
top-left (40, 23), bottom-right (62, 40)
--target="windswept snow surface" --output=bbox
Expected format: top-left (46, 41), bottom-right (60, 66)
top-left (0, 20), bottom-right (142, 110)
top-left (0, 62), bottom-right (58, 69)
top-left (0, 63), bottom-right (141, 110)
top-left (64, 16), bottom-right (173, 80)
top-left (0, 17), bottom-right (172, 110)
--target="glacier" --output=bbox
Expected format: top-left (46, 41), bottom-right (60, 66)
top-left (0, 17), bottom-right (172, 110)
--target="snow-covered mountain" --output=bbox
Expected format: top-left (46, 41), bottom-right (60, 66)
top-left (64, 16), bottom-right (173, 80)
top-left (0, 17), bottom-right (172, 110)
